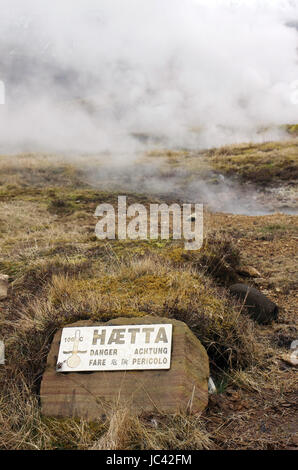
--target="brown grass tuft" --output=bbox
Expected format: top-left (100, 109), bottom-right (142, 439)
top-left (92, 406), bottom-right (212, 450)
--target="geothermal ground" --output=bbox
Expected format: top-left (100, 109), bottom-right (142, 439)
top-left (0, 138), bottom-right (297, 449)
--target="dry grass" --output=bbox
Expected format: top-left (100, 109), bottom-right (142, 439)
top-left (0, 150), bottom-right (296, 450)
top-left (206, 139), bottom-right (298, 184)
top-left (145, 139), bottom-right (298, 186)
top-left (93, 407), bottom-right (212, 450)
top-left (0, 375), bottom-right (212, 450)
top-left (0, 247), bottom-right (266, 450)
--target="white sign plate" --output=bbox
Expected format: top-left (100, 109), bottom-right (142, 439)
top-left (56, 324), bottom-right (172, 372)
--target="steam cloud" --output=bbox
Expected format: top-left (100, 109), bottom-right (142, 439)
top-left (0, 0), bottom-right (297, 156)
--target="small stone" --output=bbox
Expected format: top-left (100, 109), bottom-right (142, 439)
top-left (0, 340), bottom-right (4, 364)
top-left (0, 274), bottom-right (9, 301)
top-left (230, 284), bottom-right (278, 324)
top-left (253, 278), bottom-right (268, 286)
top-left (208, 377), bottom-right (216, 394)
top-left (151, 418), bottom-right (158, 428)
top-left (237, 265), bottom-right (261, 278)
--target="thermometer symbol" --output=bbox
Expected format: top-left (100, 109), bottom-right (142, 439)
top-left (63, 330), bottom-right (87, 368)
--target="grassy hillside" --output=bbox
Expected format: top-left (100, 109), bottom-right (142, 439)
top-left (0, 142), bottom-right (297, 449)
top-left (147, 138), bottom-right (298, 185)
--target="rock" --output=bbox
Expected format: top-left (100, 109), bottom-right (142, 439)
top-left (208, 377), bottom-right (216, 394)
top-left (289, 340), bottom-right (298, 366)
top-left (40, 315), bottom-right (209, 420)
top-left (0, 274), bottom-right (9, 301)
top-left (236, 265), bottom-right (261, 278)
top-left (0, 340), bottom-right (4, 364)
top-left (229, 284), bottom-right (278, 324)
top-left (280, 353), bottom-right (298, 367)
